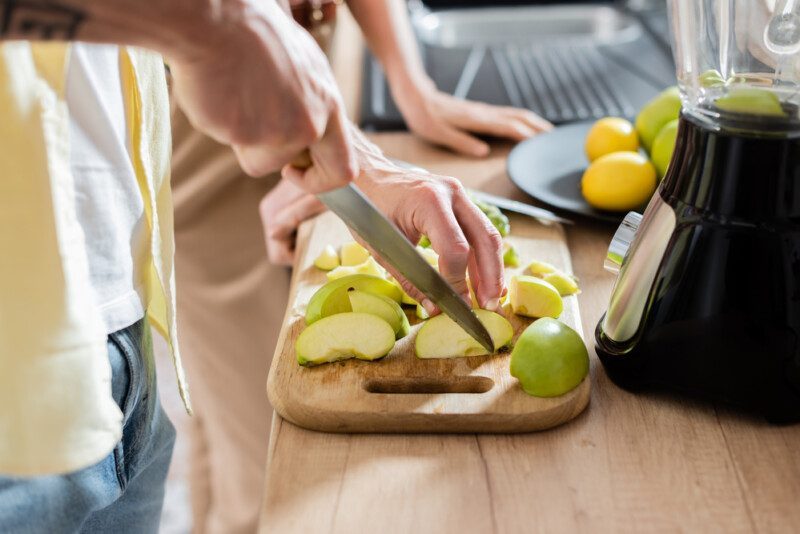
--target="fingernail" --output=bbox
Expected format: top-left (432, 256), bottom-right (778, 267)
top-left (422, 299), bottom-right (437, 316)
top-left (484, 298), bottom-right (500, 311)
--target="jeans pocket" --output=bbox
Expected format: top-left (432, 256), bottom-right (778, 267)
top-left (106, 320), bottom-right (145, 490)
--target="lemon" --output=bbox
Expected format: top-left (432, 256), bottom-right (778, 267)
top-left (584, 117), bottom-right (639, 162)
top-left (581, 152), bottom-right (657, 212)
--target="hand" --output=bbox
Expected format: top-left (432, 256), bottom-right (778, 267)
top-left (167, 0), bottom-right (357, 192)
top-left (298, 128), bottom-right (506, 315)
top-left (393, 81), bottom-right (553, 157)
top-left (259, 179), bottom-right (327, 266)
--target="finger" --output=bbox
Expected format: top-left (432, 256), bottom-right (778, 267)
top-left (502, 107), bottom-right (554, 132)
top-left (234, 143), bottom-right (303, 178)
top-left (268, 194), bottom-right (327, 241)
top-left (416, 185), bottom-right (472, 303)
top-left (262, 194), bottom-right (326, 265)
top-left (452, 189), bottom-right (505, 309)
top-left (449, 109), bottom-right (537, 141)
top-left (417, 121), bottom-right (490, 157)
top-left (265, 235), bottom-right (295, 266)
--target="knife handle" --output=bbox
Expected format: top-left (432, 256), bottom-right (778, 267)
top-left (290, 150), bottom-right (313, 170)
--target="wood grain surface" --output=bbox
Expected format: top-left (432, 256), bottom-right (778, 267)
top-left (259, 134), bottom-right (800, 534)
top-left (267, 211), bottom-right (589, 433)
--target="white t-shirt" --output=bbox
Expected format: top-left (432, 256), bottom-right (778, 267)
top-left (66, 44), bottom-right (147, 334)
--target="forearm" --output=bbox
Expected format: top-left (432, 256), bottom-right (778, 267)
top-left (346, 0), bottom-right (432, 93)
top-left (0, 0), bottom-right (283, 63)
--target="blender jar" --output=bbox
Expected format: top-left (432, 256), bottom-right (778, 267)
top-left (669, 0), bottom-right (800, 127)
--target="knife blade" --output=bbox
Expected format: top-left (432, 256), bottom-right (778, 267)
top-left (317, 183), bottom-right (495, 353)
top-left (468, 189), bottom-right (572, 225)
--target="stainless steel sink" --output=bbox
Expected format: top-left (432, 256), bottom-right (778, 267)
top-left (411, 3), bottom-right (641, 48)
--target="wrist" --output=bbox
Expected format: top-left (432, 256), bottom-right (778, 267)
top-left (385, 65), bottom-right (436, 108)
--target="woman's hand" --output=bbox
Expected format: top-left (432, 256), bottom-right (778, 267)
top-left (259, 179), bottom-right (327, 266)
top-left (393, 81), bottom-right (553, 157)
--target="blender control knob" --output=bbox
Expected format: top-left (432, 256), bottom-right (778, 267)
top-left (605, 211), bottom-right (643, 274)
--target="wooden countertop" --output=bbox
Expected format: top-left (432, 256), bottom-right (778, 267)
top-left (259, 11), bottom-right (800, 532)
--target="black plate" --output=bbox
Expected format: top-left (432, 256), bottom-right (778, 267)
top-left (507, 121), bottom-right (625, 224)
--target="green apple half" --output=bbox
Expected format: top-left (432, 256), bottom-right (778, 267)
top-left (415, 309), bottom-right (513, 359)
top-left (296, 312), bottom-right (395, 366)
top-left (348, 289), bottom-right (410, 339)
top-left (509, 275), bottom-right (563, 318)
top-left (510, 317), bottom-right (589, 397)
top-left (306, 274), bottom-right (402, 324)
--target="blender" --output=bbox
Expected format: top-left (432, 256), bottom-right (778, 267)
top-left (595, 0), bottom-right (800, 422)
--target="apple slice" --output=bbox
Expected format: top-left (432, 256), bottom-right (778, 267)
top-left (306, 274), bottom-right (402, 324)
top-left (314, 245), bottom-right (340, 271)
top-left (509, 275), bottom-right (563, 318)
top-left (348, 289), bottom-right (410, 339)
top-left (415, 309), bottom-right (513, 359)
top-left (528, 260), bottom-right (557, 277)
top-left (340, 241), bottom-right (371, 266)
top-left (542, 272), bottom-right (580, 296)
top-left (327, 257), bottom-right (386, 281)
top-left (296, 312), bottom-right (395, 366)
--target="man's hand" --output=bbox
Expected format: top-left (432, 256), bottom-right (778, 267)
top-left (259, 179), bottom-right (326, 266)
top-left (168, 1), bottom-right (358, 192)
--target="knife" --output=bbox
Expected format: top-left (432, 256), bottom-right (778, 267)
top-left (468, 189), bottom-right (572, 225)
top-left (292, 155), bottom-right (494, 352)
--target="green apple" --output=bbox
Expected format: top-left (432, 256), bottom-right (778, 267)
top-left (415, 303), bottom-right (430, 320)
top-left (348, 289), bottom-right (410, 339)
top-left (327, 257), bottom-right (386, 281)
top-left (651, 119), bottom-right (679, 179)
top-left (528, 260), bottom-right (557, 277)
top-left (340, 241), bottom-right (371, 266)
top-left (543, 271), bottom-right (580, 296)
top-left (306, 274), bottom-right (402, 324)
top-left (313, 244), bottom-right (340, 271)
top-left (415, 309), bottom-right (513, 359)
top-left (635, 86), bottom-right (682, 152)
top-left (715, 87), bottom-right (785, 117)
top-left (510, 317), bottom-right (589, 397)
top-left (509, 275), bottom-right (563, 318)
top-left (503, 242), bottom-right (520, 267)
top-left (296, 312), bottom-right (395, 366)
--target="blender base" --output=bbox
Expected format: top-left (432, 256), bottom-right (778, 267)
top-left (595, 113), bottom-right (800, 425)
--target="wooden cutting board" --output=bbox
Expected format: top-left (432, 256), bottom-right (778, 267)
top-left (267, 211), bottom-right (590, 433)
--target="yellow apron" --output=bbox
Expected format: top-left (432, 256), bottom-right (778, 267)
top-left (0, 42), bottom-right (190, 476)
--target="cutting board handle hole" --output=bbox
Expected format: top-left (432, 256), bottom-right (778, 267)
top-left (363, 376), bottom-right (494, 394)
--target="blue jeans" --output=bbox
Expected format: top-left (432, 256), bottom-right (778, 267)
top-left (0, 319), bottom-right (176, 533)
